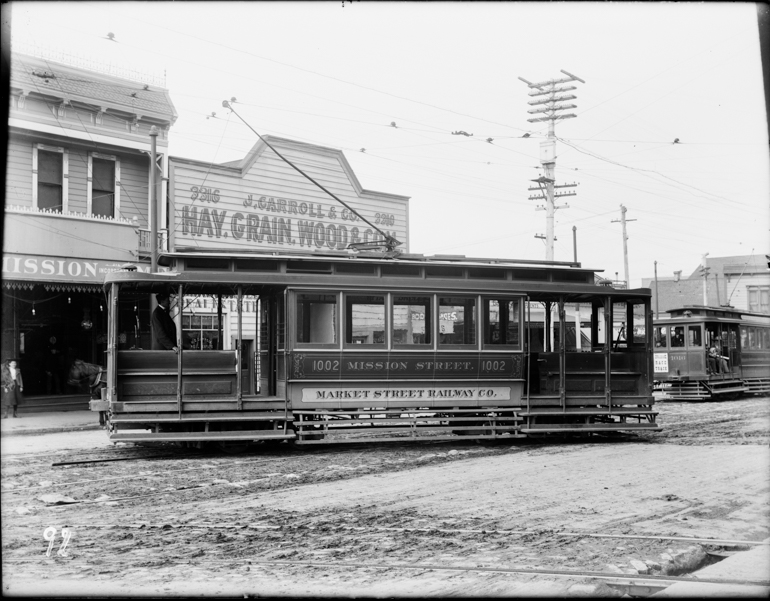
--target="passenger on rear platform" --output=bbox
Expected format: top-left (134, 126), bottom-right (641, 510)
top-left (152, 293), bottom-right (179, 353)
top-left (708, 347), bottom-right (729, 374)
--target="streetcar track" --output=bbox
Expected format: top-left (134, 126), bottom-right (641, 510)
top-left (2, 521), bottom-right (765, 548)
top-left (1, 458), bottom-right (285, 493)
top-left (2, 556), bottom-right (768, 589)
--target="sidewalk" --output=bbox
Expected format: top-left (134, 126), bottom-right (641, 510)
top-left (0, 410), bottom-right (103, 437)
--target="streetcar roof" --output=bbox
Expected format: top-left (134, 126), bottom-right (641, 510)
top-left (103, 250), bottom-right (651, 299)
top-left (655, 305), bottom-right (770, 324)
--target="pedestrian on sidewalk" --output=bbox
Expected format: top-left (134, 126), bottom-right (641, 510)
top-left (2, 358), bottom-right (24, 418)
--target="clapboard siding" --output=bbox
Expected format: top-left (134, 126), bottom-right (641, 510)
top-left (5, 138), bottom-right (33, 206)
top-left (119, 156), bottom-right (150, 224)
top-left (171, 137), bottom-right (409, 253)
top-left (67, 149), bottom-right (88, 213)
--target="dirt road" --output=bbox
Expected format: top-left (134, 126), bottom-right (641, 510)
top-left (2, 397), bottom-right (768, 597)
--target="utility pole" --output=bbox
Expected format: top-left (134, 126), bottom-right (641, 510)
top-left (611, 204), bottom-right (636, 287)
top-left (520, 70), bottom-right (583, 261)
top-left (149, 126), bottom-right (159, 273)
top-left (699, 253), bottom-right (710, 306)
top-left (572, 226), bottom-right (578, 264)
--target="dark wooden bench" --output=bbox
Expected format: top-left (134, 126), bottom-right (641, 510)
top-left (116, 350), bottom-right (238, 402)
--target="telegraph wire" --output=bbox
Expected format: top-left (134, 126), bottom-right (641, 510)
top-left (222, 100), bottom-right (400, 251)
top-left (555, 136), bottom-right (755, 210)
top-left (93, 11), bottom-right (531, 136)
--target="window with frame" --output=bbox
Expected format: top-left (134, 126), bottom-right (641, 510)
top-left (438, 297), bottom-right (476, 346)
top-left (483, 298), bottom-right (520, 347)
top-left (92, 157), bottom-right (115, 217)
top-left (345, 294), bottom-right (386, 346)
top-left (612, 302), bottom-right (628, 347)
top-left (748, 287), bottom-right (770, 314)
top-left (182, 313), bottom-right (221, 350)
top-left (688, 325), bottom-right (702, 347)
top-left (670, 325), bottom-right (685, 348)
top-left (392, 295), bottom-right (431, 347)
top-left (653, 326), bottom-right (667, 348)
top-left (740, 325), bottom-right (749, 349)
top-left (38, 149), bottom-right (63, 212)
top-left (631, 303), bottom-right (646, 344)
top-left (295, 293), bottom-right (337, 346)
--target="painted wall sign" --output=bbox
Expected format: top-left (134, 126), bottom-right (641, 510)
top-left (300, 386), bottom-right (512, 403)
top-left (2, 253), bottom-right (149, 283)
top-left (290, 352), bottom-right (524, 380)
top-left (170, 138), bottom-right (409, 254)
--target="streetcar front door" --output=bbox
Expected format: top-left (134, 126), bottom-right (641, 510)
top-left (258, 291), bottom-right (286, 397)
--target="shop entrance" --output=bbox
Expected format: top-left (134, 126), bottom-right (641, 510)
top-left (2, 287), bottom-right (107, 396)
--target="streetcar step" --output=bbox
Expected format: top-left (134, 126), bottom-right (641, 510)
top-left (519, 408), bottom-right (657, 416)
top-left (108, 431), bottom-right (295, 442)
top-left (520, 423), bottom-right (661, 433)
top-left (109, 411), bottom-right (293, 423)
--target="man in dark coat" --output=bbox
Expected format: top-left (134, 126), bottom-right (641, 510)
top-left (151, 293), bottom-right (179, 352)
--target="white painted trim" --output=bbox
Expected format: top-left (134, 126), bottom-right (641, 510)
top-left (63, 150), bottom-right (69, 213)
top-left (10, 118), bottom-right (168, 153)
top-left (32, 145), bottom-right (38, 208)
top-left (115, 158), bottom-right (121, 216)
top-left (32, 144), bottom-right (68, 211)
top-left (86, 153), bottom-right (93, 214)
top-left (88, 152), bottom-right (120, 217)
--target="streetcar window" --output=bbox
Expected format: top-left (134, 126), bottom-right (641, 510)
top-left (631, 303), bottom-right (646, 344)
top-left (740, 326), bottom-right (749, 349)
top-left (594, 305), bottom-right (607, 347)
top-left (748, 328), bottom-right (756, 349)
top-left (654, 326), bottom-right (667, 348)
top-left (670, 326), bottom-right (685, 347)
top-left (688, 326), bottom-right (702, 347)
top-left (438, 297), bottom-right (476, 346)
top-left (483, 298), bottom-right (520, 347)
top-left (612, 302), bottom-right (628, 348)
top-left (392, 295), bottom-right (432, 347)
top-left (296, 293), bottom-right (337, 345)
top-left (346, 294), bottom-right (386, 346)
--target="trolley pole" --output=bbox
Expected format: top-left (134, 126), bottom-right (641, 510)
top-left (149, 126), bottom-right (159, 273)
top-left (520, 70), bottom-right (583, 261)
top-left (611, 204), bottom-right (636, 287)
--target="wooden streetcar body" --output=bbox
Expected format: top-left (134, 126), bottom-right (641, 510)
top-left (653, 306), bottom-right (770, 400)
top-left (90, 251), bottom-right (661, 444)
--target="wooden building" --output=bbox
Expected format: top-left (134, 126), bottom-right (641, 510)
top-left (3, 52), bottom-right (176, 399)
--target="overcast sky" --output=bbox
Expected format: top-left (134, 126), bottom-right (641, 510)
top-left (8, 1), bottom-right (770, 288)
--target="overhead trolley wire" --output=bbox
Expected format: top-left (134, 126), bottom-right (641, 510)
top-left (222, 100), bottom-right (401, 252)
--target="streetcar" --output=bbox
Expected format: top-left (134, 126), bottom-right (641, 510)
top-left (653, 306), bottom-right (770, 400)
top-left (90, 250), bottom-right (661, 447)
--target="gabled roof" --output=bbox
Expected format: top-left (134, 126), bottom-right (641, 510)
top-left (233, 135), bottom-right (410, 203)
top-left (10, 53), bottom-right (177, 123)
top-left (688, 254), bottom-right (766, 278)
